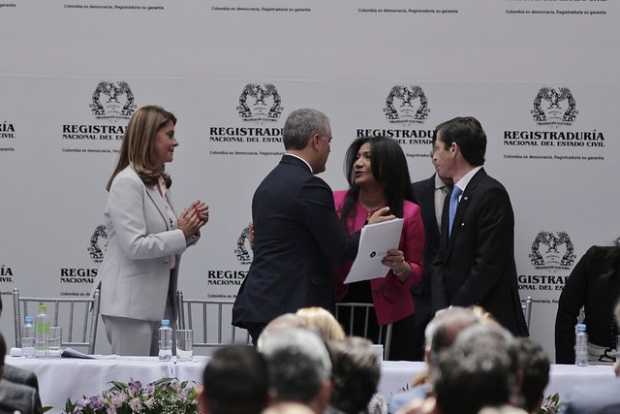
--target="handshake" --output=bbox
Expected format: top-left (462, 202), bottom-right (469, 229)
top-left (177, 200), bottom-right (209, 239)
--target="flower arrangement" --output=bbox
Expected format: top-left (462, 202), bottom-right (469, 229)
top-left (64, 378), bottom-right (198, 414)
top-left (536, 393), bottom-right (560, 414)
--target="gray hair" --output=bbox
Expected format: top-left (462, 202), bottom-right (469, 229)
top-left (426, 307), bottom-right (479, 360)
top-left (257, 328), bottom-right (332, 404)
top-left (282, 108), bottom-right (330, 150)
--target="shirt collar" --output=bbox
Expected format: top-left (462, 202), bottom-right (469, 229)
top-left (284, 152), bottom-right (313, 174)
top-left (434, 174), bottom-right (448, 190)
top-left (455, 166), bottom-right (482, 193)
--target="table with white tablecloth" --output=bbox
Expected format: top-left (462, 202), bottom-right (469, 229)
top-left (5, 357), bottom-right (615, 413)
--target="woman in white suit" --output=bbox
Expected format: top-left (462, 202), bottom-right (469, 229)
top-left (99, 105), bottom-right (207, 356)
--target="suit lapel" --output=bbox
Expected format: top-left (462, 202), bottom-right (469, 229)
top-left (445, 168), bottom-right (487, 257)
top-left (145, 185), bottom-right (173, 231)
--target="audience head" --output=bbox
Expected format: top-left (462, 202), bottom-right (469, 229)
top-left (425, 307), bottom-right (479, 366)
top-left (258, 328), bottom-right (332, 413)
top-left (107, 105), bottom-right (177, 190)
top-left (328, 337), bottom-right (380, 414)
top-left (432, 116), bottom-right (486, 179)
top-left (432, 324), bottom-right (514, 414)
top-left (511, 338), bottom-right (550, 413)
top-left (257, 313), bottom-right (307, 349)
top-left (282, 109), bottom-right (332, 174)
top-left (454, 323), bottom-right (518, 374)
top-left (296, 307), bottom-right (345, 342)
top-left (199, 345), bottom-right (269, 414)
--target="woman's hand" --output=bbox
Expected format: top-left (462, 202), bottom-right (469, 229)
top-left (367, 206), bottom-right (396, 224)
top-left (177, 208), bottom-right (202, 239)
top-left (382, 248), bottom-right (411, 281)
top-left (190, 200), bottom-right (209, 227)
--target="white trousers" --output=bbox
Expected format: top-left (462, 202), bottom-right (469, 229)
top-left (102, 315), bottom-right (159, 356)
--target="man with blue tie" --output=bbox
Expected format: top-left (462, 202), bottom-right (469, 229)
top-left (431, 116), bottom-right (528, 336)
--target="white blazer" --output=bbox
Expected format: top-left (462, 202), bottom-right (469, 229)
top-left (98, 166), bottom-right (194, 322)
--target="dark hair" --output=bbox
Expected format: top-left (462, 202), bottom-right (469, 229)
top-left (267, 347), bottom-right (324, 404)
top-left (434, 345), bottom-right (512, 414)
top-left (513, 338), bottom-right (550, 413)
top-left (106, 105), bottom-right (177, 191)
top-left (433, 116), bottom-right (486, 167)
top-left (339, 136), bottom-right (413, 228)
top-left (282, 108), bottom-right (329, 150)
top-left (201, 345), bottom-right (269, 414)
top-left (329, 337), bottom-right (380, 414)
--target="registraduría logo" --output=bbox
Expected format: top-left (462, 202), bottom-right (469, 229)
top-left (0, 121), bottom-right (16, 152)
top-left (87, 225), bottom-right (108, 265)
top-left (90, 81), bottom-right (137, 121)
top-left (531, 87), bottom-right (578, 127)
top-left (61, 81), bottom-right (137, 149)
top-left (59, 225), bottom-right (106, 287)
top-left (529, 231), bottom-right (577, 270)
top-left (237, 83), bottom-right (283, 122)
top-left (383, 85), bottom-right (430, 124)
top-left (0, 264), bottom-right (14, 283)
top-left (234, 226), bottom-right (253, 266)
top-left (503, 86), bottom-right (605, 152)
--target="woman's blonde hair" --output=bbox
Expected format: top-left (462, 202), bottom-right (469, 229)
top-left (296, 306), bottom-right (346, 342)
top-left (106, 105), bottom-right (177, 191)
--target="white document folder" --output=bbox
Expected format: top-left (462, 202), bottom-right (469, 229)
top-left (344, 218), bottom-right (404, 284)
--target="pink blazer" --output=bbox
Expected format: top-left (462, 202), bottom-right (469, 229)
top-left (333, 190), bottom-right (425, 325)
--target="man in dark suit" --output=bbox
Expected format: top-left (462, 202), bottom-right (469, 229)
top-left (0, 333), bottom-right (39, 414)
top-left (431, 116), bottom-right (527, 336)
top-left (232, 108), bottom-right (392, 343)
top-left (410, 171), bottom-right (451, 360)
top-left (555, 245), bottom-right (620, 363)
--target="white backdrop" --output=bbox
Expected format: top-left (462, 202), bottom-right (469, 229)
top-left (0, 0), bottom-right (618, 359)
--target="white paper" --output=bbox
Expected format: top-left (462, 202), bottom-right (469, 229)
top-left (344, 218), bottom-right (404, 284)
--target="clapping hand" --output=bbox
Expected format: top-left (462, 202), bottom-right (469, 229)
top-left (177, 208), bottom-right (202, 239)
top-left (190, 200), bottom-right (209, 227)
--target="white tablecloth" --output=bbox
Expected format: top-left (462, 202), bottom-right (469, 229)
top-left (6, 357), bottom-right (616, 413)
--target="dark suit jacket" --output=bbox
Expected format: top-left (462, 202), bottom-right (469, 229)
top-left (232, 155), bottom-right (359, 327)
top-left (2, 365), bottom-right (41, 414)
top-left (0, 379), bottom-right (38, 414)
top-left (411, 175), bottom-right (442, 298)
top-left (555, 246), bottom-right (620, 363)
top-left (434, 168), bottom-right (528, 336)
top-left (410, 175), bottom-right (442, 341)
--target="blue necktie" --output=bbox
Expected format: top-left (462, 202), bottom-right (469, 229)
top-left (448, 186), bottom-right (462, 237)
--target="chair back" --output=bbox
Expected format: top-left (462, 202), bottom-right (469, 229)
top-left (176, 291), bottom-right (250, 348)
top-left (335, 302), bottom-right (393, 360)
top-left (12, 288), bottom-right (101, 354)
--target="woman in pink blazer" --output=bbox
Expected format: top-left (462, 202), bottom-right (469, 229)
top-left (334, 135), bottom-right (425, 360)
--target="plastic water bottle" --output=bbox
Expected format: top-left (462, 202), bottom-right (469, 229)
top-left (158, 319), bottom-right (173, 362)
top-left (22, 316), bottom-right (35, 358)
top-left (575, 323), bottom-right (588, 367)
top-left (34, 303), bottom-right (49, 358)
